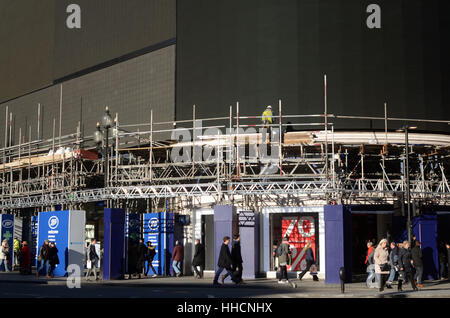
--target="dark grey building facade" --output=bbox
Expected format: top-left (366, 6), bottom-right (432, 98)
top-left (1, 0), bottom-right (449, 148)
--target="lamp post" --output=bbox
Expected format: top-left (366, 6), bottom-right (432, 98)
top-left (396, 125), bottom-right (417, 244)
top-left (94, 106), bottom-right (113, 191)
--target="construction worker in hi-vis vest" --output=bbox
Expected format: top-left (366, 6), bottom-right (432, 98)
top-left (262, 105), bottom-right (273, 128)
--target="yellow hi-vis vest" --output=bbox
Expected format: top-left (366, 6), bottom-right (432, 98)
top-left (262, 110), bottom-right (273, 124)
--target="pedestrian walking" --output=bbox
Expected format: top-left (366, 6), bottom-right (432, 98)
top-left (411, 240), bottom-right (424, 288)
top-left (0, 239), bottom-right (10, 272)
top-left (192, 239), bottom-right (205, 279)
top-left (374, 238), bottom-right (390, 292)
top-left (48, 242), bottom-right (59, 278)
top-left (136, 238), bottom-right (147, 279)
top-left (385, 241), bottom-right (399, 289)
top-left (13, 237), bottom-right (20, 271)
top-left (213, 236), bottom-right (240, 287)
top-left (298, 242), bottom-right (319, 281)
top-left (86, 238), bottom-right (100, 281)
top-left (172, 240), bottom-right (184, 277)
top-left (145, 241), bottom-right (157, 277)
top-left (36, 240), bottom-right (50, 278)
top-left (438, 242), bottom-right (447, 280)
top-left (222, 234), bottom-right (243, 283)
top-left (19, 241), bottom-right (31, 275)
top-left (397, 241), bottom-right (418, 292)
top-left (276, 236), bottom-right (296, 287)
top-left (365, 241), bottom-right (376, 288)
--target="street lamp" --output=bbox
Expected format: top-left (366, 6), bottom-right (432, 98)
top-left (95, 106), bottom-right (113, 191)
top-left (396, 125), bottom-right (417, 244)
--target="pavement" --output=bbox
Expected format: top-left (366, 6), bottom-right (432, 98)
top-left (1, 270), bottom-right (450, 298)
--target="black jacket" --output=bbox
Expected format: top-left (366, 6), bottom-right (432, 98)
top-left (48, 246), bottom-right (59, 266)
top-left (146, 245), bottom-right (156, 260)
top-left (305, 247), bottom-right (315, 263)
top-left (411, 246), bottom-right (423, 267)
top-left (137, 243), bottom-right (147, 262)
top-left (398, 248), bottom-right (413, 272)
top-left (192, 243), bottom-right (205, 266)
top-left (389, 246), bottom-right (400, 266)
top-left (217, 243), bottom-right (233, 269)
top-left (88, 244), bottom-right (99, 262)
top-left (231, 240), bottom-right (243, 265)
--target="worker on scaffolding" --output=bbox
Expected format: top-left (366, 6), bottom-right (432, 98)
top-left (262, 105), bottom-right (273, 143)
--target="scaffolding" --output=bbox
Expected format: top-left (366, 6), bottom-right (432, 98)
top-left (1, 100), bottom-right (450, 213)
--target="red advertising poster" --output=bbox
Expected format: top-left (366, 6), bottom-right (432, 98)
top-left (282, 216), bottom-right (316, 271)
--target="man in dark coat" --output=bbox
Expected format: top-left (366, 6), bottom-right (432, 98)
top-left (213, 236), bottom-right (239, 287)
top-left (398, 241), bottom-right (418, 292)
top-left (411, 241), bottom-right (424, 287)
top-left (136, 238), bottom-right (147, 279)
top-left (192, 239), bottom-right (205, 279)
top-left (222, 234), bottom-right (243, 283)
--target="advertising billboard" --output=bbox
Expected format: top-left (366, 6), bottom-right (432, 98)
top-left (37, 210), bottom-right (86, 277)
top-left (282, 215), bottom-right (317, 271)
top-left (143, 212), bottom-right (174, 276)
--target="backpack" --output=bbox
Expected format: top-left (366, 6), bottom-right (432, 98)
top-left (276, 244), bottom-right (284, 257)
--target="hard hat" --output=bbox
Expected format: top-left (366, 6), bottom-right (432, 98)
top-left (267, 105), bottom-right (272, 109)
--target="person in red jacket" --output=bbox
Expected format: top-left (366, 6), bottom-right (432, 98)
top-left (19, 241), bottom-right (31, 275)
top-left (172, 241), bottom-right (184, 277)
top-left (365, 241), bottom-right (374, 265)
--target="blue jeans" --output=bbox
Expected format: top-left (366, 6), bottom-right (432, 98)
top-left (37, 260), bottom-right (50, 275)
top-left (366, 266), bottom-right (375, 287)
top-left (387, 268), bottom-right (396, 283)
top-left (213, 267), bottom-right (238, 284)
top-left (172, 260), bottom-right (182, 275)
top-left (0, 259), bottom-right (10, 272)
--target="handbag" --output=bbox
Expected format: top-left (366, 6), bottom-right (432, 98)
top-left (381, 263), bottom-right (390, 272)
top-left (87, 260), bottom-right (92, 269)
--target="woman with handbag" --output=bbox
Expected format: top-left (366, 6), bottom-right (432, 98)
top-left (374, 238), bottom-right (390, 292)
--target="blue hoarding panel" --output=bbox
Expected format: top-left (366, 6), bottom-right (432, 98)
top-left (324, 205), bottom-right (352, 284)
top-left (142, 212), bottom-right (175, 276)
top-left (413, 213), bottom-right (438, 280)
top-left (36, 210), bottom-right (85, 277)
top-left (37, 211), bottom-right (70, 277)
top-left (143, 212), bottom-right (162, 275)
top-left (103, 208), bottom-right (126, 280)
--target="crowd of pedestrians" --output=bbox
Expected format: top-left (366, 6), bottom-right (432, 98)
top-left (3, 231), bottom-right (450, 292)
top-left (364, 237), bottom-right (450, 292)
